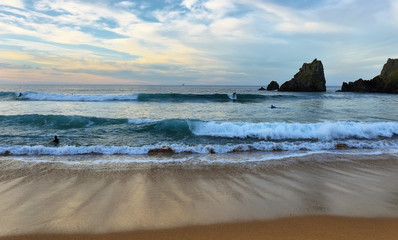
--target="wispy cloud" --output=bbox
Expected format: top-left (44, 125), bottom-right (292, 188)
top-left (0, 0), bottom-right (24, 8)
top-left (0, 0), bottom-right (397, 85)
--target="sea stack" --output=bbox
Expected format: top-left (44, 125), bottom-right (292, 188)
top-left (267, 81), bottom-right (279, 91)
top-left (341, 58), bottom-right (398, 93)
top-left (279, 59), bottom-right (326, 92)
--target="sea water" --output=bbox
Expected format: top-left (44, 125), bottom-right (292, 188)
top-left (0, 84), bottom-right (397, 164)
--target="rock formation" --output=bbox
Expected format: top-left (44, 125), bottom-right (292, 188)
top-left (279, 59), bottom-right (326, 92)
top-left (341, 58), bottom-right (398, 93)
top-left (266, 81), bottom-right (279, 91)
top-left (258, 86), bottom-right (266, 90)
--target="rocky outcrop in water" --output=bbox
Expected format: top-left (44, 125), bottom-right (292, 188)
top-left (267, 81), bottom-right (279, 91)
top-left (341, 58), bottom-right (398, 93)
top-left (279, 59), bottom-right (326, 92)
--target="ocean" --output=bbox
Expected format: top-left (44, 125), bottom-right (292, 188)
top-left (0, 84), bottom-right (398, 165)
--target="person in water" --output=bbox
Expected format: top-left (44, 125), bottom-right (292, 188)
top-left (271, 105), bottom-right (277, 108)
top-left (49, 135), bottom-right (59, 144)
top-left (232, 92), bottom-right (236, 98)
top-left (18, 92), bottom-right (22, 97)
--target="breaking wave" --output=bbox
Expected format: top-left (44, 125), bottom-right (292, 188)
top-left (1, 139), bottom-right (397, 156)
top-left (6, 91), bottom-right (283, 103)
top-left (1, 115), bottom-right (397, 141)
top-left (188, 121), bottom-right (398, 140)
top-left (15, 91), bottom-right (139, 101)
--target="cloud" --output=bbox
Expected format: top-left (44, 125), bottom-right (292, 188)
top-left (245, 0), bottom-right (349, 34)
top-left (0, 0), bottom-right (24, 8)
top-left (0, 0), bottom-right (397, 85)
top-left (204, 0), bottom-right (237, 18)
top-left (181, 0), bottom-right (198, 9)
top-left (0, 67), bottom-right (140, 84)
top-left (209, 17), bottom-right (249, 39)
top-left (115, 1), bottom-right (136, 8)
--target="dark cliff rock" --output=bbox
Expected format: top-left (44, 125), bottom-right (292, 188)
top-left (266, 81), bottom-right (279, 91)
top-left (341, 58), bottom-right (398, 93)
top-left (258, 86), bottom-right (266, 90)
top-left (341, 77), bottom-right (384, 93)
top-left (279, 59), bottom-right (326, 92)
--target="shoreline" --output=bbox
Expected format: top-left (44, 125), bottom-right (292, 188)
top-left (1, 152), bottom-right (398, 237)
top-left (2, 215), bottom-right (398, 240)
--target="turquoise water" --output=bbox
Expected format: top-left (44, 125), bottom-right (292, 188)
top-left (0, 84), bottom-right (397, 162)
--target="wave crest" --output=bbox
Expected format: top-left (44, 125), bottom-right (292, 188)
top-left (17, 91), bottom-right (139, 101)
top-left (10, 92), bottom-right (275, 102)
top-left (1, 140), bottom-right (397, 156)
top-left (189, 121), bottom-right (398, 140)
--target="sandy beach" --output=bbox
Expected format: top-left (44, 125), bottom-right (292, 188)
top-left (2, 216), bottom-right (398, 240)
top-left (1, 152), bottom-right (398, 239)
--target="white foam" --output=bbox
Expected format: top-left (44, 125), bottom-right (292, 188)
top-left (127, 119), bottom-right (163, 124)
top-left (20, 92), bottom-right (139, 101)
top-left (188, 121), bottom-right (398, 140)
top-left (1, 139), bottom-right (398, 156)
top-left (6, 148), bottom-right (398, 166)
top-left (227, 93), bottom-right (236, 100)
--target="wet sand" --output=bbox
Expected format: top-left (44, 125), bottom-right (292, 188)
top-left (1, 153), bottom-right (398, 239)
top-left (2, 216), bottom-right (398, 240)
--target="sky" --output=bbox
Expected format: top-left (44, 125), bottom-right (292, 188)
top-left (0, 0), bottom-right (397, 86)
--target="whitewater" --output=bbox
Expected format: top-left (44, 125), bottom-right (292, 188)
top-left (0, 84), bottom-right (397, 164)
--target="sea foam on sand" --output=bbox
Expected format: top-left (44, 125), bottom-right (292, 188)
top-left (0, 152), bottom-right (398, 238)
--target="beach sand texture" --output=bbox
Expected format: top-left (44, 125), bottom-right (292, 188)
top-left (1, 216), bottom-right (398, 240)
top-left (1, 153), bottom-right (398, 239)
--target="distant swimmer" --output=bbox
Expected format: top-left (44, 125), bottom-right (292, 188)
top-left (271, 105), bottom-right (277, 108)
top-left (18, 92), bottom-right (22, 97)
top-left (49, 135), bottom-right (59, 144)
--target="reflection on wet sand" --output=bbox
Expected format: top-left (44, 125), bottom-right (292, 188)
top-left (0, 153), bottom-right (398, 236)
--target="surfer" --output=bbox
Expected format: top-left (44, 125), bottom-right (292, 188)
top-left (271, 105), bottom-right (277, 108)
top-left (49, 135), bottom-right (59, 145)
top-left (231, 92), bottom-right (237, 101)
top-left (18, 92), bottom-right (22, 97)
